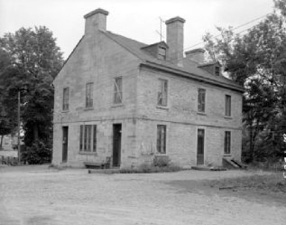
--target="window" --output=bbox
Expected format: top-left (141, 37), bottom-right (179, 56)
top-left (157, 125), bottom-right (167, 154)
top-left (198, 88), bottom-right (206, 113)
top-left (80, 125), bottom-right (97, 152)
top-left (86, 82), bottom-right (93, 108)
top-left (158, 46), bottom-right (167, 60)
top-left (225, 95), bottom-right (231, 116)
top-left (157, 79), bottom-right (168, 107)
top-left (215, 66), bottom-right (220, 76)
top-left (114, 77), bottom-right (123, 104)
top-left (224, 131), bottom-right (231, 154)
top-left (63, 87), bottom-right (69, 111)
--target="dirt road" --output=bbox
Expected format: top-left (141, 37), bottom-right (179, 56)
top-left (0, 166), bottom-right (285, 225)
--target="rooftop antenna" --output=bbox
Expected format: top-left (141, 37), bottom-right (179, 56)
top-left (155, 17), bottom-right (165, 42)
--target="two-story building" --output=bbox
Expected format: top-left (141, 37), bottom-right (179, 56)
top-left (52, 8), bottom-right (244, 168)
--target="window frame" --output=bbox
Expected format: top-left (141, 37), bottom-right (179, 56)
top-left (157, 124), bottom-right (167, 154)
top-left (85, 82), bottom-right (94, 108)
top-left (62, 87), bottom-right (69, 111)
top-left (225, 95), bottom-right (232, 117)
top-left (157, 79), bottom-right (168, 107)
top-left (79, 124), bottom-right (97, 153)
top-left (198, 88), bottom-right (206, 113)
top-left (113, 77), bottom-right (123, 104)
top-left (224, 131), bottom-right (231, 155)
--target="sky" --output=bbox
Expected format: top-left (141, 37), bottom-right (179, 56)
top-left (0, 0), bottom-right (275, 59)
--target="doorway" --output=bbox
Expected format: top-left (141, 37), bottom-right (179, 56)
top-left (62, 126), bottom-right (68, 163)
top-left (197, 129), bottom-right (205, 165)
top-left (112, 124), bottom-right (122, 167)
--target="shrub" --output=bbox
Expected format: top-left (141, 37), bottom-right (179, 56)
top-left (21, 140), bottom-right (52, 164)
top-left (153, 155), bottom-right (170, 167)
top-left (119, 157), bottom-right (181, 174)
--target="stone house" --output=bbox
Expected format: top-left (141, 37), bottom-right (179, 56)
top-left (52, 8), bottom-right (244, 168)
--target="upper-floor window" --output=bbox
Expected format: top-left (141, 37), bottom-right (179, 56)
top-left (114, 77), bottom-right (123, 104)
top-left (198, 88), bottom-right (206, 113)
top-left (79, 124), bottom-right (97, 152)
top-left (86, 82), bottom-right (93, 108)
top-left (158, 46), bottom-right (167, 60)
top-left (157, 79), bottom-right (168, 107)
top-left (224, 131), bottom-right (231, 154)
top-left (157, 125), bottom-right (167, 154)
top-left (63, 87), bottom-right (69, 111)
top-left (225, 95), bottom-right (231, 117)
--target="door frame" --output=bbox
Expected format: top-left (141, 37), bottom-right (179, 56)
top-left (62, 126), bottom-right (68, 163)
top-left (196, 128), bottom-right (205, 165)
top-left (112, 124), bottom-right (122, 167)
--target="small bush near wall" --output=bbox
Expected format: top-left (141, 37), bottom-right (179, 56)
top-left (120, 155), bottom-right (181, 173)
top-left (21, 140), bottom-right (52, 164)
top-left (153, 155), bottom-right (170, 167)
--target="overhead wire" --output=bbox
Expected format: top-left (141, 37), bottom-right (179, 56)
top-left (184, 13), bottom-right (271, 51)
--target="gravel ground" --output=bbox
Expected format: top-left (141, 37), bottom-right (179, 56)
top-left (0, 166), bottom-right (285, 225)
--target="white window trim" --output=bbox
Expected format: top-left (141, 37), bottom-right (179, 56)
top-left (157, 78), bottom-right (169, 108)
top-left (113, 77), bottom-right (123, 105)
top-left (197, 88), bottom-right (207, 114)
top-left (79, 123), bottom-right (97, 154)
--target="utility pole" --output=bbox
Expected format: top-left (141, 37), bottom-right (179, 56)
top-left (17, 90), bottom-right (21, 163)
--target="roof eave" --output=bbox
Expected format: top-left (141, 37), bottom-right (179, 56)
top-left (140, 61), bottom-right (244, 93)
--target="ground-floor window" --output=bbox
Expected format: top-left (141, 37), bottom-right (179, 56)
top-left (80, 124), bottom-right (97, 152)
top-left (157, 125), bottom-right (166, 154)
top-left (224, 131), bottom-right (231, 154)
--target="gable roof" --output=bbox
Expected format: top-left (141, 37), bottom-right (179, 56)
top-left (103, 31), bottom-right (243, 93)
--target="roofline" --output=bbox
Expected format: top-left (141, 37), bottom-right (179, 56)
top-left (102, 31), bottom-right (147, 61)
top-left (140, 61), bottom-right (244, 93)
top-left (141, 41), bottom-right (168, 50)
top-left (198, 61), bottom-right (221, 67)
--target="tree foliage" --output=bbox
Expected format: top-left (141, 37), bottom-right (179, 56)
top-left (0, 26), bottom-right (63, 161)
top-left (203, 0), bottom-right (286, 162)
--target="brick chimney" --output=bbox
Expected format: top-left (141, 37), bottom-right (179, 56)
top-left (185, 48), bottom-right (205, 64)
top-left (84, 8), bottom-right (109, 35)
top-left (165, 16), bottom-right (185, 67)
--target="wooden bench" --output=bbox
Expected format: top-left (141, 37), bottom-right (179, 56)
top-left (84, 157), bottom-right (111, 169)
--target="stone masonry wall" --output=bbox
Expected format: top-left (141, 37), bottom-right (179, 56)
top-left (52, 29), bottom-right (141, 166)
top-left (135, 67), bottom-right (242, 167)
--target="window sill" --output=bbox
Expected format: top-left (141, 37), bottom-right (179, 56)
top-left (79, 151), bottom-right (97, 156)
top-left (61, 110), bottom-right (69, 113)
top-left (155, 153), bottom-right (167, 155)
top-left (197, 112), bottom-right (206, 116)
top-left (84, 107), bottom-right (94, 111)
top-left (111, 103), bottom-right (124, 108)
top-left (223, 154), bottom-right (232, 157)
top-left (156, 105), bottom-right (169, 110)
top-left (224, 116), bottom-right (233, 120)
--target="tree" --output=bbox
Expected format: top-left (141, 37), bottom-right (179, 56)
top-left (0, 26), bottom-right (63, 162)
top-left (0, 49), bottom-right (17, 149)
top-left (203, 0), bottom-right (286, 162)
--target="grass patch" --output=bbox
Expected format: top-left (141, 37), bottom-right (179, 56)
top-left (48, 164), bottom-right (71, 170)
top-left (207, 172), bottom-right (286, 194)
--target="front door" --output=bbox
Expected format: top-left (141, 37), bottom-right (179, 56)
top-left (112, 124), bottom-right (122, 167)
top-left (62, 126), bottom-right (68, 163)
top-left (197, 129), bottom-right (205, 165)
